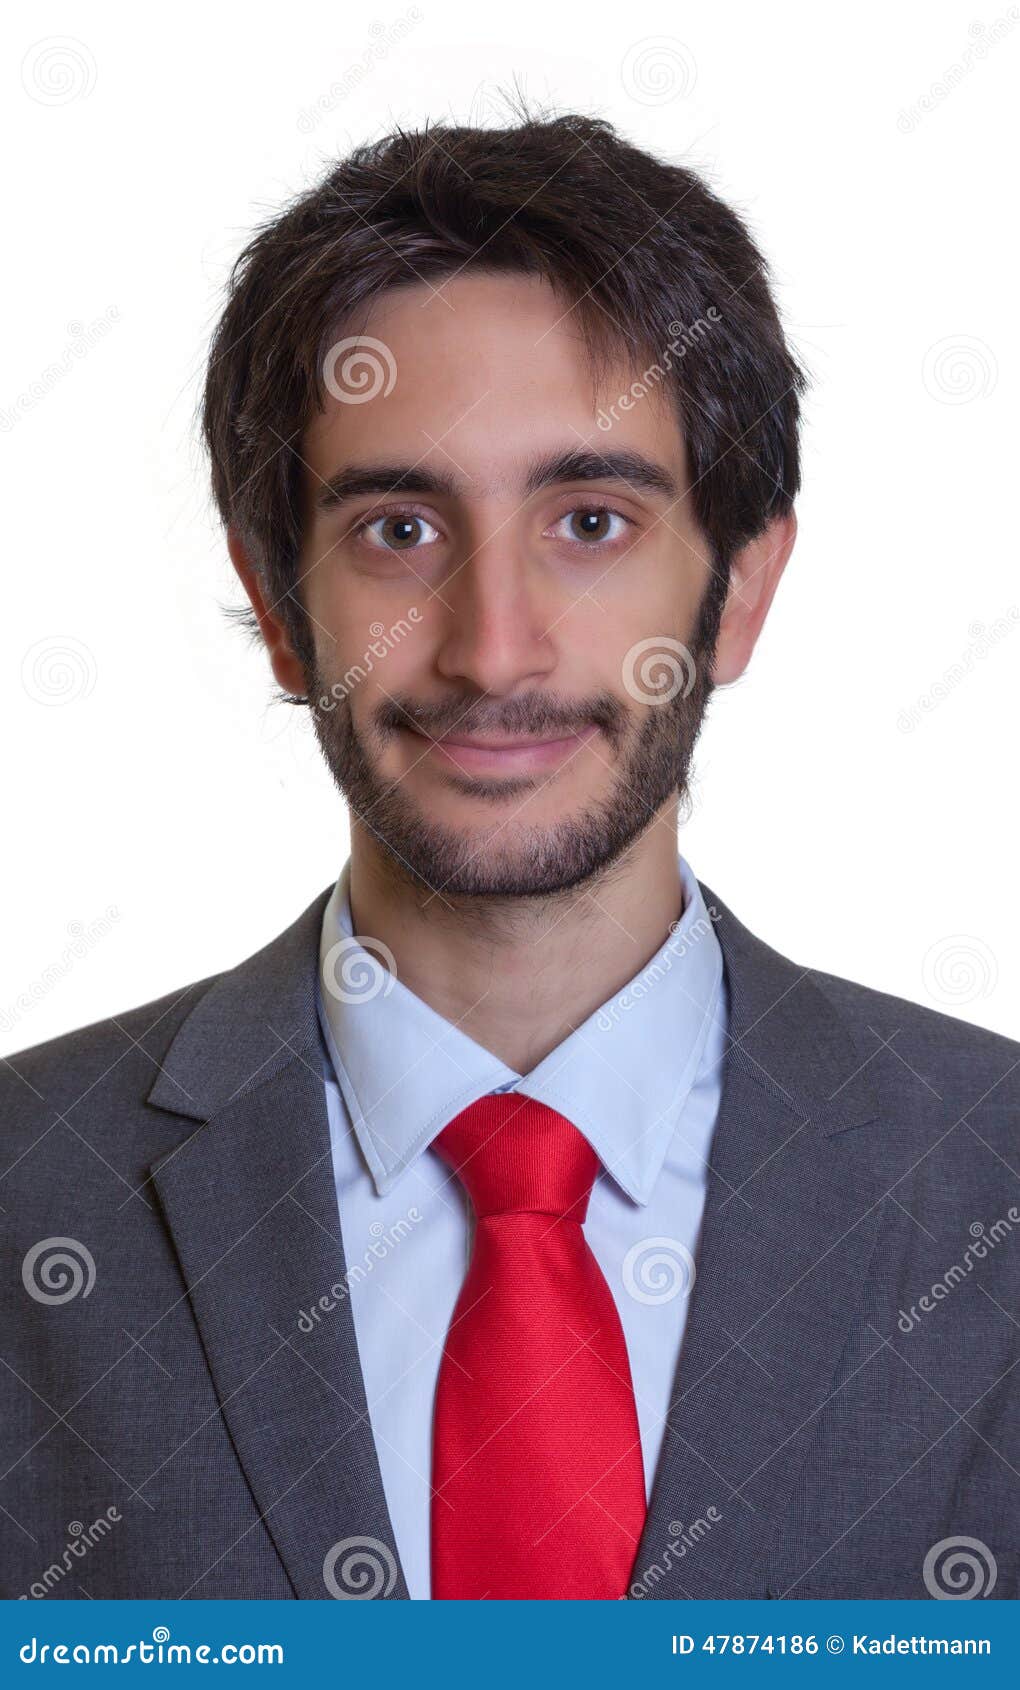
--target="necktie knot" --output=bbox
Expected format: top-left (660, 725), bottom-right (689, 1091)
top-left (433, 1093), bottom-right (598, 1222)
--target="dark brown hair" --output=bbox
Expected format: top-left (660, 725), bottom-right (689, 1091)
top-left (201, 97), bottom-right (808, 672)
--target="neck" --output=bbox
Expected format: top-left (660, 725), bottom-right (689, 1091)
top-left (346, 806), bottom-right (686, 1074)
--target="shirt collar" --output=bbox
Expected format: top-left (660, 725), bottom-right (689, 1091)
top-left (316, 854), bottom-right (723, 1206)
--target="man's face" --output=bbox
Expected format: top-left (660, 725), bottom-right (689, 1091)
top-left (296, 270), bottom-right (719, 901)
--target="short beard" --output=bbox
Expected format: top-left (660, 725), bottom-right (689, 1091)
top-left (306, 591), bottom-right (721, 906)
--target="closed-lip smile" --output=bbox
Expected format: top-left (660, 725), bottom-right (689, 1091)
top-left (405, 723), bottom-right (598, 773)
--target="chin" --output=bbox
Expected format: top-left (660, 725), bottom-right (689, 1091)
top-left (431, 796), bottom-right (583, 836)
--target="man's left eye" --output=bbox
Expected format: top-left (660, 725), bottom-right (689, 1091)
top-left (551, 509), bottom-right (631, 544)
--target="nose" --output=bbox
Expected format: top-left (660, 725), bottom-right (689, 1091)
top-left (433, 529), bottom-right (559, 697)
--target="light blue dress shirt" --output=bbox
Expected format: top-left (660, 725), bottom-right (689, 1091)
top-left (315, 852), bottom-right (728, 1599)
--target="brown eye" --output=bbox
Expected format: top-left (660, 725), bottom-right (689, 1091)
top-left (549, 508), bottom-right (631, 545)
top-left (570, 509), bottom-right (612, 542)
top-left (359, 513), bottom-right (440, 552)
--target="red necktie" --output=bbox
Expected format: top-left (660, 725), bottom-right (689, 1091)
top-left (430, 1092), bottom-right (647, 1599)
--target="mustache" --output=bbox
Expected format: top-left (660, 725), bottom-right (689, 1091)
top-left (376, 691), bottom-right (626, 744)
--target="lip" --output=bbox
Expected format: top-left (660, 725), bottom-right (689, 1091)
top-left (404, 723), bottom-right (598, 774)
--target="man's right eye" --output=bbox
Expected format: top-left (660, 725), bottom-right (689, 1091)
top-left (354, 512), bottom-right (441, 552)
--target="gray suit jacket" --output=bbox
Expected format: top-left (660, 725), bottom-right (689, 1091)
top-left (2, 881), bottom-right (1019, 1601)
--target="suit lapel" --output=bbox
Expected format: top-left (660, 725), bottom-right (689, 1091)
top-left (146, 889), bottom-right (408, 1600)
top-left (630, 879), bottom-right (885, 1599)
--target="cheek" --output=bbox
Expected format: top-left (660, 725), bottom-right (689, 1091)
top-left (569, 594), bottom-right (672, 687)
top-left (588, 549), bottom-right (693, 637)
top-left (343, 643), bottom-right (429, 737)
top-left (304, 572), bottom-right (422, 670)
top-left (584, 587), bottom-right (702, 713)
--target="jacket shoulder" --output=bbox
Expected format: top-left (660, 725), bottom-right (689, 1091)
top-left (806, 959), bottom-right (1020, 1139)
top-left (0, 973), bottom-right (220, 1137)
top-left (809, 959), bottom-right (1020, 1066)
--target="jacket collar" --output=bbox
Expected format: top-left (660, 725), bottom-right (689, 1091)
top-left (148, 875), bottom-right (877, 1137)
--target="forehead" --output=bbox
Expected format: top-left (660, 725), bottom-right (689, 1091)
top-left (301, 270), bottom-right (686, 496)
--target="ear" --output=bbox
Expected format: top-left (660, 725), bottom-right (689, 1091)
top-left (711, 509), bottom-right (797, 686)
top-left (226, 525), bottom-right (309, 697)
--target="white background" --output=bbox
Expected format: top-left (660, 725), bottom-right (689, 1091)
top-left (2, 0), bottom-right (1018, 1054)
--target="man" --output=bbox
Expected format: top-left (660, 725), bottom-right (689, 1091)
top-left (2, 110), bottom-right (1018, 1603)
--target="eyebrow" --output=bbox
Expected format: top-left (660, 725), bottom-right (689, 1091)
top-left (313, 447), bottom-right (681, 513)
